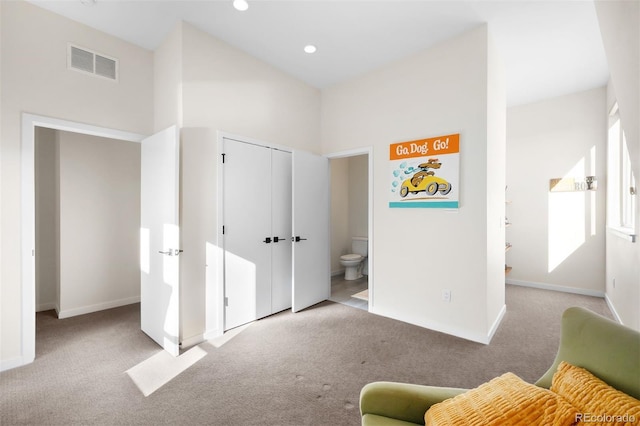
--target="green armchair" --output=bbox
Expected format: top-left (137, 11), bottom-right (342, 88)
top-left (359, 307), bottom-right (640, 426)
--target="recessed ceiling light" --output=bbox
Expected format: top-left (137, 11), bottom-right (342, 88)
top-left (304, 45), bottom-right (317, 54)
top-left (233, 0), bottom-right (249, 11)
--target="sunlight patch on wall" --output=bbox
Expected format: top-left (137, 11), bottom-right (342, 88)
top-left (548, 158), bottom-right (586, 272)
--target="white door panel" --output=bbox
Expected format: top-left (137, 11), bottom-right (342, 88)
top-left (223, 139), bottom-right (272, 330)
top-left (271, 150), bottom-right (292, 313)
top-left (292, 150), bottom-right (330, 312)
top-left (140, 125), bottom-right (180, 356)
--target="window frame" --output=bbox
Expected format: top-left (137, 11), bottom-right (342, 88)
top-left (607, 102), bottom-right (637, 242)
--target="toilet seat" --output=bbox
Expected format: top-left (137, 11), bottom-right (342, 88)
top-left (341, 254), bottom-right (363, 262)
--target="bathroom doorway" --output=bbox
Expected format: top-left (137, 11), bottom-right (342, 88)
top-left (327, 149), bottom-right (372, 311)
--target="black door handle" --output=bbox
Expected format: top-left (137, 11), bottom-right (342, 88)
top-left (273, 237), bottom-right (287, 243)
top-left (293, 236), bottom-right (308, 242)
top-left (263, 237), bottom-right (272, 244)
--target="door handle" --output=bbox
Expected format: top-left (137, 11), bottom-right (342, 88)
top-left (293, 236), bottom-right (307, 242)
top-left (273, 237), bottom-right (287, 243)
top-left (263, 237), bottom-right (272, 244)
top-left (158, 249), bottom-right (183, 256)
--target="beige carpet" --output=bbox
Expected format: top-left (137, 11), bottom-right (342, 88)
top-left (0, 285), bottom-right (614, 425)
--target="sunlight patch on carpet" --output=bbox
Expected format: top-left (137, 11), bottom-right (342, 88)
top-left (352, 289), bottom-right (368, 301)
top-left (126, 346), bottom-right (207, 396)
top-left (207, 322), bottom-right (253, 348)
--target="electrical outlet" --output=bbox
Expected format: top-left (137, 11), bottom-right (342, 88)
top-left (442, 289), bottom-right (452, 303)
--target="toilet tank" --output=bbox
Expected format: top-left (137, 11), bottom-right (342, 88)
top-left (352, 236), bottom-right (368, 256)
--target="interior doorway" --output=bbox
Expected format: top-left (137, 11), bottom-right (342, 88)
top-left (34, 127), bottom-right (141, 319)
top-left (21, 113), bottom-right (145, 366)
top-left (327, 148), bottom-right (373, 311)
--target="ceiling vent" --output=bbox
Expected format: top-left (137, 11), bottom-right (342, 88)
top-left (68, 44), bottom-right (118, 81)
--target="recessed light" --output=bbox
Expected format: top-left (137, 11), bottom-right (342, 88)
top-left (304, 45), bottom-right (317, 54)
top-left (233, 0), bottom-right (249, 11)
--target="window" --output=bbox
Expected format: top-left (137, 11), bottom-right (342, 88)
top-left (607, 103), bottom-right (637, 241)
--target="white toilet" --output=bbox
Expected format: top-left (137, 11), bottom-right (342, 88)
top-left (340, 236), bottom-right (368, 280)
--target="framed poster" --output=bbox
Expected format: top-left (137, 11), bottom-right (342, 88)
top-left (389, 133), bottom-right (460, 209)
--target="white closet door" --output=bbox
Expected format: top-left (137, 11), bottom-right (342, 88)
top-left (271, 150), bottom-right (292, 313)
top-left (292, 150), bottom-right (330, 312)
top-left (223, 138), bottom-right (272, 330)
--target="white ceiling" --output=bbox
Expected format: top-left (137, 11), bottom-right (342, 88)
top-left (26, 0), bottom-right (610, 106)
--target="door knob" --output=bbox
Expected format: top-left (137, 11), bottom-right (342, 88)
top-left (273, 237), bottom-right (287, 243)
top-left (263, 237), bottom-right (272, 244)
top-left (293, 236), bottom-right (307, 242)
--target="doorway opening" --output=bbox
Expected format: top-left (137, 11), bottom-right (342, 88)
top-left (34, 127), bottom-right (141, 319)
top-left (20, 113), bottom-right (145, 368)
top-left (327, 148), bottom-right (373, 311)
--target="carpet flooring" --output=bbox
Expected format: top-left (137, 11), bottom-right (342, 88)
top-left (0, 285), bottom-right (613, 425)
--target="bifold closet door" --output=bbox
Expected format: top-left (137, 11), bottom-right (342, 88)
top-left (271, 150), bottom-right (292, 313)
top-left (223, 139), bottom-right (272, 330)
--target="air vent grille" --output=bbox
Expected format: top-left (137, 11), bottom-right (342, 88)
top-left (70, 46), bottom-right (94, 73)
top-left (68, 44), bottom-right (118, 81)
top-left (95, 54), bottom-right (117, 80)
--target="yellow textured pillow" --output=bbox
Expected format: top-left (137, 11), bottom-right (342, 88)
top-left (551, 361), bottom-right (640, 426)
top-left (424, 372), bottom-right (578, 426)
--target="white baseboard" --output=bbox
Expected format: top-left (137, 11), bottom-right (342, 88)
top-left (36, 302), bottom-right (57, 312)
top-left (0, 355), bottom-right (34, 372)
top-left (180, 334), bottom-right (205, 350)
top-left (332, 269), bottom-right (369, 278)
top-left (203, 328), bottom-right (223, 340)
top-left (506, 279), bottom-right (605, 298)
top-left (369, 307), bottom-right (496, 345)
top-left (57, 296), bottom-right (140, 319)
top-left (487, 304), bottom-right (507, 343)
top-left (604, 294), bottom-right (623, 324)
top-left (331, 269), bottom-right (345, 277)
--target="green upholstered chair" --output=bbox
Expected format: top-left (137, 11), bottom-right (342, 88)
top-left (359, 307), bottom-right (640, 426)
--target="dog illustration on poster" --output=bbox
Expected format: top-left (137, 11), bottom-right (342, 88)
top-left (389, 134), bottom-right (459, 209)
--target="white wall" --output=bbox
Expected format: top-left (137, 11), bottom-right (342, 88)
top-left (595, 1), bottom-right (640, 331)
top-left (0, 2), bottom-right (3, 326)
top-left (322, 25), bottom-right (505, 343)
top-left (154, 22), bottom-right (183, 132)
top-left (35, 127), bottom-right (59, 312)
top-left (595, 0), bottom-right (639, 177)
top-left (1, 1), bottom-right (153, 366)
top-left (506, 88), bottom-right (607, 295)
top-left (348, 155), bottom-right (369, 239)
top-left (152, 22), bottom-right (322, 341)
top-left (605, 81), bottom-right (640, 330)
top-left (330, 157), bottom-right (350, 274)
top-left (486, 32), bottom-right (507, 329)
top-left (178, 127), bottom-right (214, 344)
top-left (57, 131), bottom-right (141, 318)
top-left (180, 23), bottom-right (321, 150)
